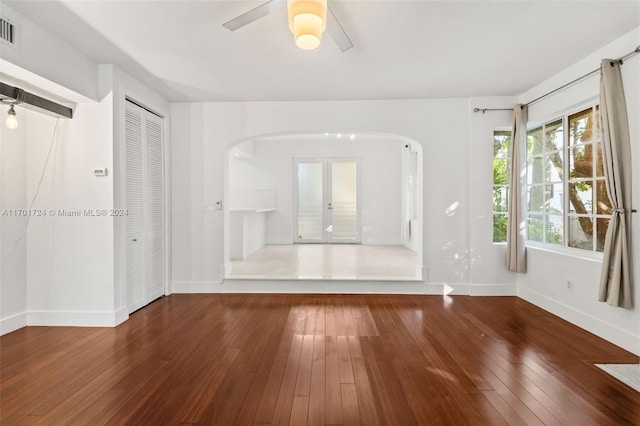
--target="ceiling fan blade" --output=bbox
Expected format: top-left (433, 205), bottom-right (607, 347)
top-left (223, 0), bottom-right (286, 31)
top-left (325, 5), bottom-right (353, 52)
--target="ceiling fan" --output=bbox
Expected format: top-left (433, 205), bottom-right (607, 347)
top-left (222, 0), bottom-right (353, 52)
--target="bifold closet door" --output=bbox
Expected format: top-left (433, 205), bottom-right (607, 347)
top-left (124, 100), bottom-right (164, 314)
top-left (144, 112), bottom-right (164, 303)
top-left (125, 103), bottom-right (145, 313)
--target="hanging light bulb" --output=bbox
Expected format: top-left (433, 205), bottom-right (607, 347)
top-left (6, 105), bottom-right (18, 129)
top-left (288, 0), bottom-right (327, 50)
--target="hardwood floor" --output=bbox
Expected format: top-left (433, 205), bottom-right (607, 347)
top-left (1, 295), bottom-right (638, 425)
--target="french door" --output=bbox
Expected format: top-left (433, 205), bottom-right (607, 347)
top-left (294, 158), bottom-right (360, 243)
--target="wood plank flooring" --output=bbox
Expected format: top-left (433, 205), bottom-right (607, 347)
top-left (1, 295), bottom-right (638, 425)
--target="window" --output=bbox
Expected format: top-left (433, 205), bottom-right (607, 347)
top-left (526, 119), bottom-right (564, 245)
top-left (525, 105), bottom-right (611, 252)
top-left (492, 130), bottom-right (511, 242)
top-left (567, 106), bottom-right (610, 251)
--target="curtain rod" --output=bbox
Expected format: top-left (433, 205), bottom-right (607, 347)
top-left (473, 45), bottom-right (640, 113)
top-left (472, 107), bottom-right (512, 114)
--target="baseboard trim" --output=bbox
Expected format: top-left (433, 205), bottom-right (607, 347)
top-left (222, 279), bottom-right (428, 294)
top-left (27, 310), bottom-right (124, 327)
top-left (519, 285), bottom-right (640, 356)
top-left (469, 283), bottom-right (518, 296)
top-left (171, 281), bottom-right (222, 293)
top-left (114, 307), bottom-right (129, 326)
top-left (423, 283), bottom-right (517, 296)
top-left (1, 312), bottom-right (27, 335)
top-left (170, 279), bottom-right (517, 296)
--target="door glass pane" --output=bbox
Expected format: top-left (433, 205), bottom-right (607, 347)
top-left (331, 161), bottom-right (358, 241)
top-left (297, 162), bottom-right (324, 240)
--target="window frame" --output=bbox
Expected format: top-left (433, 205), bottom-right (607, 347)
top-left (524, 100), bottom-right (610, 257)
top-left (525, 118), bottom-right (565, 246)
top-left (566, 105), bottom-right (610, 252)
top-left (492, 128), bottom-right (512, 244)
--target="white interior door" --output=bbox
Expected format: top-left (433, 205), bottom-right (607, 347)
top-left (124, 100), bottom-right (164, 314)
top-left (144, 112), bottom-right (165, 302)
top-left (294, 159), bottom-right (326, 243)
top-left (327, 159), bottom-right (359, 243)
top-left (294, 158), bottom-right (360, 244)
top-left (125, 103), bottom-right (145, 313)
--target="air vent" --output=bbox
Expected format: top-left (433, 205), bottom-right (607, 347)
top-left (0, 18), bottom-right (18, 47)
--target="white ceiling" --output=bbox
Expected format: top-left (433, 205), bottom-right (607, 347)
top-left (5, 0), bottom-right (640, 102)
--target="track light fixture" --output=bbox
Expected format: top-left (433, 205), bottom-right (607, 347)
top-left (6, 104), bottom-right (18, 129)
top-left (0, 82), bottom-right (73, 122)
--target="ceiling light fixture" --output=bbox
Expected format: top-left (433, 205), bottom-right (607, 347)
top-left (1, 82), bottom-right (73, 120)
top-left (288, 0), bottom-right (327, 50)
top-left (6, 104), bottom-right (18, 129)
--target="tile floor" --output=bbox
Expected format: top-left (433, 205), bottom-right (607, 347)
top-left (596, 363), bottom-right (640, 392)
top-left (229, 244), bottom-right (421, 280)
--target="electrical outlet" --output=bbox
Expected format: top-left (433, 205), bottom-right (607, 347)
top-left (566, 280), bottom-right (573, 289)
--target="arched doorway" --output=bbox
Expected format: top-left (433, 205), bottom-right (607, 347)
top-left (224, 132), bottom-right (424, 281)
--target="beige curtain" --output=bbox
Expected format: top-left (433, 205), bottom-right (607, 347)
top-left (506, 104), bottom-right (528, 272)
top-left (599, 59), bottom-right (633, 308)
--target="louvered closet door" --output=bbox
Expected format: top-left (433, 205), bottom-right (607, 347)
top-left (125, 102), bottom-right (145, 313)
top-left (124, 100), bottom-right (165, 314)
top-left (144, 112), bottom-right (164, 303)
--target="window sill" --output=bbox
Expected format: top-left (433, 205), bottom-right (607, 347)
top-left (525, 241), bottom-right (604, 262)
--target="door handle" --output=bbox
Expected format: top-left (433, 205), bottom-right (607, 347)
top-left (132, 238), bottom-right (137, 242)
top-left (328, 203), bottom-right (333, 210)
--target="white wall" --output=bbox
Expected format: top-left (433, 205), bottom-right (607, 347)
top-left (229, 137), bottom-right (404, 245)
top-left (517, 27), bottom-right (640, 355)
top-left (0, 8), bottom-right (170, 331)
top-left (468, 96), bottom-right (519, 294)
top-left (0, 104), bottom-right (27, 334)
top-left (24, 101), bottom-right (116, 325)
top-left (0, 64), bottom-right (171, 331)
top-left (0, 1), bottom-right (99, 101)
top-left (171, 99), bottom-right (473, 291)
top-left (229, 212), bottom-right (266, 259)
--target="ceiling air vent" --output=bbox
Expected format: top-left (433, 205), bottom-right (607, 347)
top-left (0, 18), bottom-right (18, 48)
